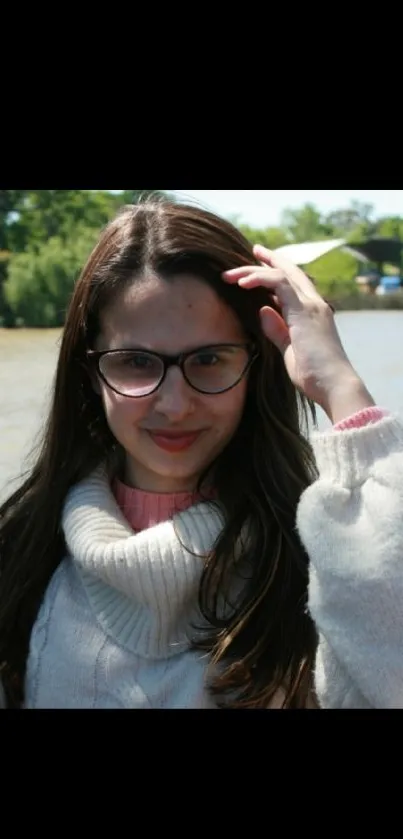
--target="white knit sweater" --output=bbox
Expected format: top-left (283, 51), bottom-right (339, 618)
top-left (2, 415), bottom-right (403, 709)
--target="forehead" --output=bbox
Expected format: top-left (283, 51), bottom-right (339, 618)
top-left (97, 273), bottom-right (246, 351)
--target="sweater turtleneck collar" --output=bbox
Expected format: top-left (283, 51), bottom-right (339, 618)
top-left (61, 466), bottom-right (225, 660)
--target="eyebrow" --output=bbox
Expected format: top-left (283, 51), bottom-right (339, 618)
top-left (101, 341), bottom-right (248, 353)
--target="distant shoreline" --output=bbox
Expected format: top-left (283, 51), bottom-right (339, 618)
top-left (1, 294), bottom-right (403, 331)
top-left (329, 293), bottom-right (403, 311)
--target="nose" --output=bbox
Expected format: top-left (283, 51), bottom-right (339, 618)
top-left (153, 365), bottom-right (195, 420)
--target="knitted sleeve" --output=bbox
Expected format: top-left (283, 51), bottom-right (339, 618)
top-left (297, 415), bottom-right (403, 708)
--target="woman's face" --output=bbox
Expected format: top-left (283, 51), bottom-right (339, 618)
top-left (94, 273), bottom-right (250, 492)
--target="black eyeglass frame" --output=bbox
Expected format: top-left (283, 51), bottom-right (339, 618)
top-left (86, 343), bottom-right (259, 397)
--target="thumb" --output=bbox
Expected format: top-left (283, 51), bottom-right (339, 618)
top-left (259, 306), bottom-right (290, 356)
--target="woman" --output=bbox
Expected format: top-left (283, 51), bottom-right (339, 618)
top-left (0, 197), bottom-right (402, 709)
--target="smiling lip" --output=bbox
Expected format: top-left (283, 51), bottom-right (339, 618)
top-left (146, 430), bottom-right (203, 452)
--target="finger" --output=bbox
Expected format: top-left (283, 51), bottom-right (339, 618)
top-left (222, 265), bottom-right (285, 284)
top-left (237, 271), bottom-right (292, 289)
top-left (223, 267), bottom-right (300, 293)
top-left (259, 306), bottom-right (291, 356)
top-left (253, 244), bottom-right (320, 297)
top-left (233, 271), bottom-right (305, 313)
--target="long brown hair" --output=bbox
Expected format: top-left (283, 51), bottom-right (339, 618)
top-left (0, 197), bottom-right (318, 708)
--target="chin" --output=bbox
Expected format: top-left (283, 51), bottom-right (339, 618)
top-left (133, 449), bottom-right (216, 491)
top-left (123, 433), bottom-right (229, 489)
top-left (149, 460), bottom-right (207, 483)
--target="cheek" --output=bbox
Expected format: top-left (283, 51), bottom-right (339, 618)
top-left (99, 387), bottom-right (150, 433)
top-left (209, 381), bottom-right (247, 437)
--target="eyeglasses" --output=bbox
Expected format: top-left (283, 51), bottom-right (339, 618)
top-left (87, 343), bottom-right (258, 398)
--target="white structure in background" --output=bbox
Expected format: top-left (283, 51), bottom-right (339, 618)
top-left (273, 238), bottom-right (402, 296)
top-left (273, 238), bottom-right (372, 266)
top-left (274, 238), bottom-right (346, 266)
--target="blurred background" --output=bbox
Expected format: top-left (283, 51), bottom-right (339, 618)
top-left (1, 189), bottom-right (402, 499)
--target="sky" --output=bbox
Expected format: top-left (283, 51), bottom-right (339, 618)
top-left (169, 190), bottom-right (403, 228)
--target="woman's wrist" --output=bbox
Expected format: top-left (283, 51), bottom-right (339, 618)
top-left (321, 373), bottom-right (375, 425)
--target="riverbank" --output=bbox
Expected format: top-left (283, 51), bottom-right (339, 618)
top-left (1, 293), bottom-right (403, 328)
top-left (329, 292), bottom-right (403, 311)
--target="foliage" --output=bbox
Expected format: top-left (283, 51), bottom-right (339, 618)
top-left (4, 190), bottom-right (122, 253)
top-left (281, 204), bottom-right (333, 241)
top-left (237, 222), bottom-right (290, 250)
top-left (0, 192), bottom-right (401, 326)
top-left (4, 228), bottom-right (100, 327)
top-left (0, 190), bottom-right (168, 326)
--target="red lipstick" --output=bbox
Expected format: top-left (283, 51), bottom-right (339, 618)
top-left (147, 430), bottom-right (203, 452)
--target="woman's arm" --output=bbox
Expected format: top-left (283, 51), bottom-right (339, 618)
top-left (223, 245), bottom-right (403, 709)
top-left (298, 414), bottom-right (403, 708)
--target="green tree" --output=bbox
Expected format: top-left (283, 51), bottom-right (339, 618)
top-left (1, 190), bottom-right (171, 325)
top-left (4, 227), bottom-right (100, 327)
top-left (6, 190), bottom-right (121, 253)
top-left (280, 204), bottom-right (332, 242)
top-left (374, 216), bottom-right (403, 240)
top-left (238, 223), bottom-right (290, 250)
top-left (325, 201), bottom-right (376, 240)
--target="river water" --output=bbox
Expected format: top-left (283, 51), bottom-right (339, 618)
top-left (1, 311), bottom-right (402, 499)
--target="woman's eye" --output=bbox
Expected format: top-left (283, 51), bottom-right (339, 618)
top-left (192, 353), bottom-right (219, 366)
top-left (123, 354), bottom-right (154, 369)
